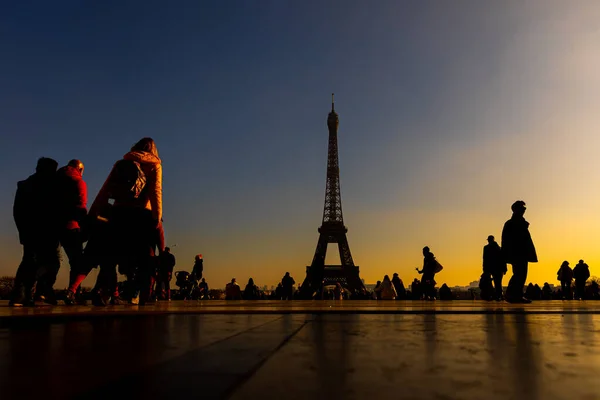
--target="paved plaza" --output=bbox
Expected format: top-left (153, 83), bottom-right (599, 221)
top-left (1, 301), bottom-right (599, 399)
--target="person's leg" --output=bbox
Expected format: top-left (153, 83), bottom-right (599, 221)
top-left (577, 281), bottom-right (585, 299)
top-left (34, 241), bottom-right (61, 304)
top-left (61, 229), bottom-right (85, 290)
top-left (493, 274), bottom-right (503, 300)
top-left (561, 282), bottom-right (570, 299)
top-left (10, 245), bottom-right (36, 305)
top-left (166, 271), bottom-right (172, 300)
top-left (507, 261), bottom-right (527, 300)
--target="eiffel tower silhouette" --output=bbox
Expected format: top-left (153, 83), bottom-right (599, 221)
top-left (300, 95), bottom-right (366, 298)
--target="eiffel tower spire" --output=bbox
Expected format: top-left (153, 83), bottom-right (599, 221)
top-left (323, 92), bottom-right (343, 225)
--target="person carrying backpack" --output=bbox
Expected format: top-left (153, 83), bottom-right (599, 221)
top-left (89, 137), bottom-right (163, 305)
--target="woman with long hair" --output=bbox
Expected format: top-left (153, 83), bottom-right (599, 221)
top-left (89, 137), bottom-right (163, 305)
top-left (556, 261), bottom-right (573, 300)
top-left (375, 275), bottom-right (397, 300)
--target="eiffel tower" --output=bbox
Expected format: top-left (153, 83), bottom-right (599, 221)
top-left (300, 95), bottom-right (365, 298)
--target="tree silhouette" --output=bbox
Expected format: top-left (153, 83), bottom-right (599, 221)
top-left (0, 276), bottom-right (15, 299)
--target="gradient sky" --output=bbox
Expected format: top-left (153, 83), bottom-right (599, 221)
top-left (1, 1), bottom-right (600, 290)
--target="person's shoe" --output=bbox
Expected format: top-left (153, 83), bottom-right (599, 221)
top-left (129, 296), bottom-right (139, 305)
top-left (91, 293), bottom-right (106, 307)
top-left (520, 297), bottom-right (532, 304)
top-left (9, 298), bottom-right (34, 307)
top-left (41, 291), bottom-right (58, 306)
top-left (76, 297), bottom-right (88, 306)
top-left (506, 296), bottom-right (531, 304)
top-left (64, 290), bottom-right (76, 306)
top-left (110, 297), bottom-right (126, 305)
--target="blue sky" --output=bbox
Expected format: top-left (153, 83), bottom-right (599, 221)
top-left (2, 1), bottom-right (600, 288)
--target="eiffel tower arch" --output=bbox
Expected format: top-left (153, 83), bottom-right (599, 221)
top-left (300, 95), bottom-right (366, 299)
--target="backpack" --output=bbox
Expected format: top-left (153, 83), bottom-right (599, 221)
top-left (109, 159), bottom-right (146, 201)
top-left (433, 260), bottom-right (444, 273)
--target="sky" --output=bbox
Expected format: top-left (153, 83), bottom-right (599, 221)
top-left (1, 0), bottom-right (600, 290)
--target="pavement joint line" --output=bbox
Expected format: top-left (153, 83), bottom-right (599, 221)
top-left (224, 318), bottom-right (311, 400)
top-left (78, 315), bottom-right (286, 397)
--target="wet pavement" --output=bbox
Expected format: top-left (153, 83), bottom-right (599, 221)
top-left (1, 302), bottom-right (599, 399)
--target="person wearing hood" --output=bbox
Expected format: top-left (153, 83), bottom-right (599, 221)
top-left (391, 273), bottom-right (406, 300)
top-left (243, 278), bottom-right (260, 300)
top-left (10, 158), bottom-right (60, 306)
top-left (557, 261), bottom-right (573, 300)
top-left (89, 137), bottom-right (163, 305)
top-left (49, 160), bottom-right (88, 305)
top-left (573, 260), bottom-right (590, 300)
top-left (502, 200), bottom-right (537, 303)
top-left (375, 275), bottom-right (397, 300)
top-left (191, 254), bottom-right (203, 281)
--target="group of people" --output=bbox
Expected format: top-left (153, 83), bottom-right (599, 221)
top-left (479, 200), bottom-right (593, 303)
top-left (10, 161), bottom-right (592, 307)
top-left (223, 272), bottom-right (296, 300)
top-left (10, 138), bottom-right (174, 307)
top-left (556, 260), bottom-right (591, 300)
top-left (372, 246), bottom-right (442, 300)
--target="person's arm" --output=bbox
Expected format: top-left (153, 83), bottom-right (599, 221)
top-left (89, 166), bottom-right (115, 218)
top-left (483, 247), bottom-right (488, 269)
top-left (155, 223), bottom-right (165, 254)
top-left (13, 183), bottom-right (28, 243)
top-left (149, 163), bottom-right (162, 223)
top-left (76, 178), bottom-right (88, 211)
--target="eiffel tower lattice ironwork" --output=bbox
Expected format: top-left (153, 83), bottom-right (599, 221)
top-left (300, 95), bottom-right (365, 298)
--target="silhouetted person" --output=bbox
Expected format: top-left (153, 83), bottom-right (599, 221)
top-left (573, 260), bottom-right (590, 300)
top-left (188, 254), bottom-right (203, 282)
top-left (542, 283), bottom-right (552, 300)
top-left (525, 283), bottom-right (535, 300)
top-left (502, 200), bottom-right (537, 303)
top-left (281, 272), bottom-right (295, 300)
top-left (156, 247), bottom-right (176, 300)
top-left (439, 283), bottom-right (453, 300)
top-left (411, 278), bottom-right (422, 300)
top-left (89, 137), bottom-right (163, 305)
top-left (479, 273), bottom-right (494, 301)
top-left (225, 278), bottom-right (242, 300)
top-left (274, 283), bottom-right (283, 299)
top-left (533, 284), bottom-right (542, 300)
top-left (48, 160), bottom-right (88, 305)
top-left (198, 278), bottom-right (209, 299)
top-left (557, 261), bottom-right (573, 300)
top-left (10, 158), bottom-right (60, 306)
top-left (483, 235), bottom-right (507, 300)
top-left (375, 275), bottom-right (397, 300)
top-left (373, 280), bottom-right (382, 299)
top-left (333, 282), bottom-right (344, 300)
top-left (243, 278), bottom-right (260, 300)
top-left (392, 273), bottom-right (406, 300)
top-left (416, 246), bottom-right (441, 300)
